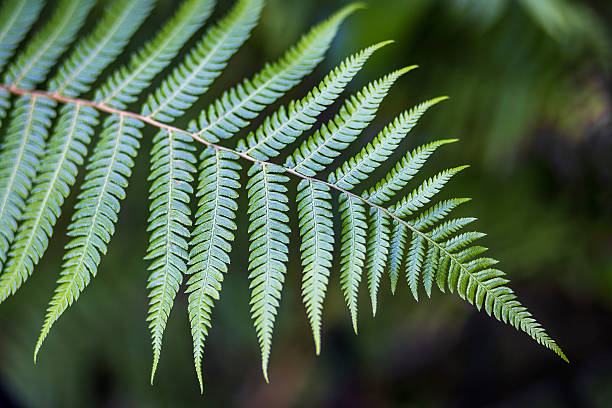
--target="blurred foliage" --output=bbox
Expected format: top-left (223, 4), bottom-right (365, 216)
top-left (0, 0), bottom-right (611, 407)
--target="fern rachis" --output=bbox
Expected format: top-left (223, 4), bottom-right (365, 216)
top-left (0, 0), bottom-right (566, 393)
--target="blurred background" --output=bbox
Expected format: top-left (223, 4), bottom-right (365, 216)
top-left (0, 0), bottom-right (611, 406)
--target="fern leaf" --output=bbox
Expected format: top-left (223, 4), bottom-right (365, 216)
top-left (411, 198), bottom-right (471, 230)
top-left (97, 0), bottom-right (216, 109)
top-left (143, 0), bottom-right (263, 122)
top-left (0, 0), bottom-right (567, 381)
top-left (364, 208), bottom-right (390, 315)
top-left (422, 244), bottom-right (439, 297)
top-left (145, 129), bottom-right (196, 384)
top-left (405, 233), bottom-right (426, 301)
top-left (388, 220), bottom-right (407, 294)
top-left (0, 0), bottom-right (103, 268)
top-left (4, 0), bottom-right (95, 90)
top-left (366, 139), bottom-right (458, 205)
top-left (339, 194), bottom-right (367, 333)
top-left (430, 217), bottom-right (478, 244)
top-left (247, 163), bottom-right (290, 382)
top-left (0, 0), bottom-right (44, 73)
top-left (297, 179), bottom-right (333, 354)
top-left (287, 67), bottom-right (415, 176)
top-left (0, 103), bottom-right (97, 303)
top-left (330, 97), bottom-right (449, 190)
top-left (393, 166), bottom-right (469, 218)
top-left (35, 115), bottom-right (143, 360)
top-left (439, 241), bottom-right (567, 361)
top-left (0, 96), bottom-right (55, 266)
top-left (187, 147), bottom-right (241, 393)
top-left (49, 0), bottom-right (155, 97)
top-left (238, 41), bottom-right (393, 160)
top-left (193, 3), bottom-right (363, 142)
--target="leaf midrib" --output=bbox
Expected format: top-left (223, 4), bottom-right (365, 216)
top-left (0, 96), bottom-right (38, 219)
top-left (0, 83), bottom-right (558, 356)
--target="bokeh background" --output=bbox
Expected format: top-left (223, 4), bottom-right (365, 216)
top-left (1, 0), bottom-right (611, 406)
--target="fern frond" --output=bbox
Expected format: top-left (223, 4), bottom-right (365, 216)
top-left (411, 198), bottom-right (471, 230)
top-left (145, 129), bottom-right (196, 384)
top-left (0, 0), bottom-right (182, 305)
top-left (238, 40), bottom-right (393, 160)
top-left (297, 179), bottom-right (333, 354)
top-left (433, 239), bottom-right (567, 361)
top-left (0, 96), bottom-right (55, 266)
top-left (0, 0), bottom-right (44, 73)
top-left (193, 3), bottom-right (363, 143)
top-left (0, 103), bottom-right (97, 303)
top-left (286, 66), bottom-right (416, 176)
top-left (143, 0), bottom-right (263, 122)
top-left (364, 208), bottom-right (390, 315)
top-left (34, 115), bottom-right (143, 360)
top-left (97, 0), bottom-right (216, 109)
top-left (366, 139), bottom-right (458, 205)
top-left (422, 244), bottom-right (439, 297)
top-left (0, 0), bottom-right (102, 270)
top-left (187, 147), bottom-right (241, 393)
top-left (0, 0), bottom-right (568, 385)
top-left (392, 166), bottom-right (469, 218)
top-left (388, 220), bottom-right (407, 294)
top-left (330, 96), bottom-right (449, 190)
top-left (49, 0), bottom-right (155, 97)
top-left (405, 233), bottom-right (426, 301)
top-left (4, 0), bottom-right (95, 90)
top-left (339, 194), bottom-right (367, 332)
top-left (247, 163), bottom-right (290, 382)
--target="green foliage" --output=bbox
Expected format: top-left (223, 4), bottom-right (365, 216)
top-left (0, 0), bottom-right (566, 393)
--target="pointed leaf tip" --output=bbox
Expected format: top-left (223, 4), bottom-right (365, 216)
top-left (374, 39), bottom-right (395, 49)
top-left (313, 332), bottom-right (321, 356)
top-left (333, 2), bottom-right (367, 21)
top-left (396, 65), bottom-right (419, 76)
top-left (198, 374), bottom-right (204, 394)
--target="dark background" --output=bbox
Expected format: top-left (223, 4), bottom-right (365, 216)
top-left (1, 0), bottom-right (611, 406)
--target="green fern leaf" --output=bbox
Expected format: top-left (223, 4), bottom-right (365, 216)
top-left (238, 40), bottom-right (393, 160)
top-left (96, 0), bottom-right (216, 109)
top-left (286, 67), bottom-right (416, 176)
top-left (34, 0), bottom-right (191, 357)
top-left (339, 194), bottom-right (367, 332)
top-left (366, 139), bottom-right (458, 205)
top-left (422, 244), bottom-right (439, 297)
top-left (0, 0), bottom-right (196, 304)
top-left (0, 0), bottom-right (98, 270)
top-left (330, 96), bottom-right (449, 190)
top-left (411, 198), bottom-right (471, 230)
top-left (187, 147), bottom-right (241, 393)
top-left (0, 0), bottom-right (568, 386)
top-left (364, 208), bottom-right (390, 315)
top-left (297, 179), bottom-right (333, 354)
top-left (247, 163), bottom-right (290, 382)
top-left (405, 233), bottom-right (426, 301)
top-left (143, 0), bottom-right (264, 122)
top-left (0, 0), bottom-right (45, 123)
top-left (145, 129), bottom-right (196, 383)
top-left (0, 103), bottom-right (97, 303)
top-left (49, 0), bottom-right (156, 97)
top-left (0, 96), bottom-right (55, 266)
top-left (34, 115), bottom-right (144, 360)
top-left (0, 0), bottom-right (44, 74)
top-left (4, 0), bottom-right (94, 90)
top-left (392, 166), bottom-right (469, 218)
top-left (193, 3), bottom-right (364, 143)
top-left (388, 220), bottom-right (407, 294)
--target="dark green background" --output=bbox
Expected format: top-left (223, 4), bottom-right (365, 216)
top-left (0, 0), bottom-right (611, 406)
